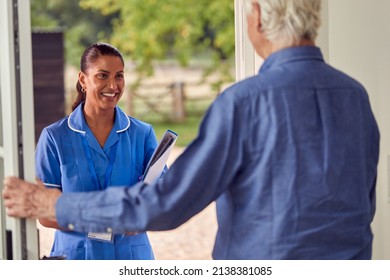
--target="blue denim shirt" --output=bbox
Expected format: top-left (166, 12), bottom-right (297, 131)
top-left (57, 46), bottom-right (380, 259)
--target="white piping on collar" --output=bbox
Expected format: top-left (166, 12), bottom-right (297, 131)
top-left (67, 107), bottom-right (131, 134)
top-left (116, 108), bottom-right (131, 133)
top-left (67, 111), bottom-right (86, 134)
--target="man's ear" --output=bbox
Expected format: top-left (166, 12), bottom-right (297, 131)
top-left (252, 1), bottom-right (262, 32)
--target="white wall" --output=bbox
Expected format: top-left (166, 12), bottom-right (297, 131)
top-left (320, 0), bottom-right (390, 259)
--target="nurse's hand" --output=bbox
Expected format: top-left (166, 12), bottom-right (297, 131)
top-left (2, 176), bottom-right (60, 222)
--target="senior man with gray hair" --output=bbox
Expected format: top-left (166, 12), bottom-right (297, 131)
top-left (3, 0), bottom-right (379, 259)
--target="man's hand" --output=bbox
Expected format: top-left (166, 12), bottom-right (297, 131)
top-left (2, 176), bottom-right (60, 221)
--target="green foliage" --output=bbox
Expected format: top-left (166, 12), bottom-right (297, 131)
top-left (80, 0), bottom-right (235, 86)
top-left (30, 0), bottom-right (235, 146)
top-left (31, 0), bottom-right (235, 85)
top-left (30, 0), bottom-right (118, 66)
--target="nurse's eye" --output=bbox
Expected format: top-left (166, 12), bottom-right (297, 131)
top-left (115, 73), bottom-right (124, 80)
top-left (97, 73), bottom-right (108, 79)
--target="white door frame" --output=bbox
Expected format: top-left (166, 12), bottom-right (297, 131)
top-left (0, 0), bottom-right (38, 260)
top-left (234, 0), bottom-right (263, 81)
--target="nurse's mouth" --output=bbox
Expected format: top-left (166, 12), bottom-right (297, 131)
top-left (101, 92), bottom-right (117, 98)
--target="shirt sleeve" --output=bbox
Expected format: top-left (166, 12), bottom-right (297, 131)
top-left (36, 128), bottom-right (62, 189)
top-left (56, 91), bottom-right (245, 233)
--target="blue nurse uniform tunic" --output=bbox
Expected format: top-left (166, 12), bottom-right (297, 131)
top-left (35, 102), bottom-right (157, 259)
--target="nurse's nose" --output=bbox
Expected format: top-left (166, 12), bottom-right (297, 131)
top-left (107, 77), bottom-right (118, 90)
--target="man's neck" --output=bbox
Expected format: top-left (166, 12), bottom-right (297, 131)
top-left (263, 38), bottom-right (315, 59)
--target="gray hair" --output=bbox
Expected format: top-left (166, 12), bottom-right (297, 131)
top-left (245, 0), bottom-right (322, 46)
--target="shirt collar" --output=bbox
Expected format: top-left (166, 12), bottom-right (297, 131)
top-left (67, 102), bottom-right (131, 134)
top-left (259, 46), bottom-right (324, 74)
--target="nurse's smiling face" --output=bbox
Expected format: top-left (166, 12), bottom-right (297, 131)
top-left (79, 55), bottom-right (125, 112)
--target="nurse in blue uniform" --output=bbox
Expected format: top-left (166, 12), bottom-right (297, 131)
top-left (35, 42), bottom-right (157, 260)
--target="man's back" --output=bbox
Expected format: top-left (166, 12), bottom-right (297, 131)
top-left (212, 46), bottom-right (379, 259)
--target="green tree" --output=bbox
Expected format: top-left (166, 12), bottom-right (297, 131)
top-left (80, 0), bottom-right (235, 89)
top-left (31, 0), bottom-right (118, 66)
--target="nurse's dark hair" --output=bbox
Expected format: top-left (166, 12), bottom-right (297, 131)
top-left (72, 42), bottom-right (124, 111)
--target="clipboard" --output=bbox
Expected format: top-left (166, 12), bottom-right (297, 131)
top-left (142, 129), bottom-right (178, 184)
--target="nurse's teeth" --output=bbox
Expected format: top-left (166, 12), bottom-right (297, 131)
top-left (102, 92), bottom-right (115, 97)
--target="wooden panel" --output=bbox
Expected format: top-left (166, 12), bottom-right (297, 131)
top-left (32, 31), bottom-right (65, 144)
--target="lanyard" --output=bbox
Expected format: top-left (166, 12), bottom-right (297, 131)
top-left (81, 135), bottom-right (118, 190)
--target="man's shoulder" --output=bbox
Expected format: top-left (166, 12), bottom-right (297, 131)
top-left (222, 75), bottom-right (262, 96)
top-left (217, 75), bottom-right (271, 108)
top-left (326, 64), bottom-right (367, 91)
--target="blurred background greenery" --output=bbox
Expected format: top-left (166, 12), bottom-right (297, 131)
top-left (31, 0), bottom-right (235, 147)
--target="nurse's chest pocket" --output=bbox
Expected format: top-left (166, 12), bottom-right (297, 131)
top-left (60, 162), bottom-right (84, 192)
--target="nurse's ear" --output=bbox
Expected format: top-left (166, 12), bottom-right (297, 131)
top-left (78, 71), bottom-right (87, 92)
